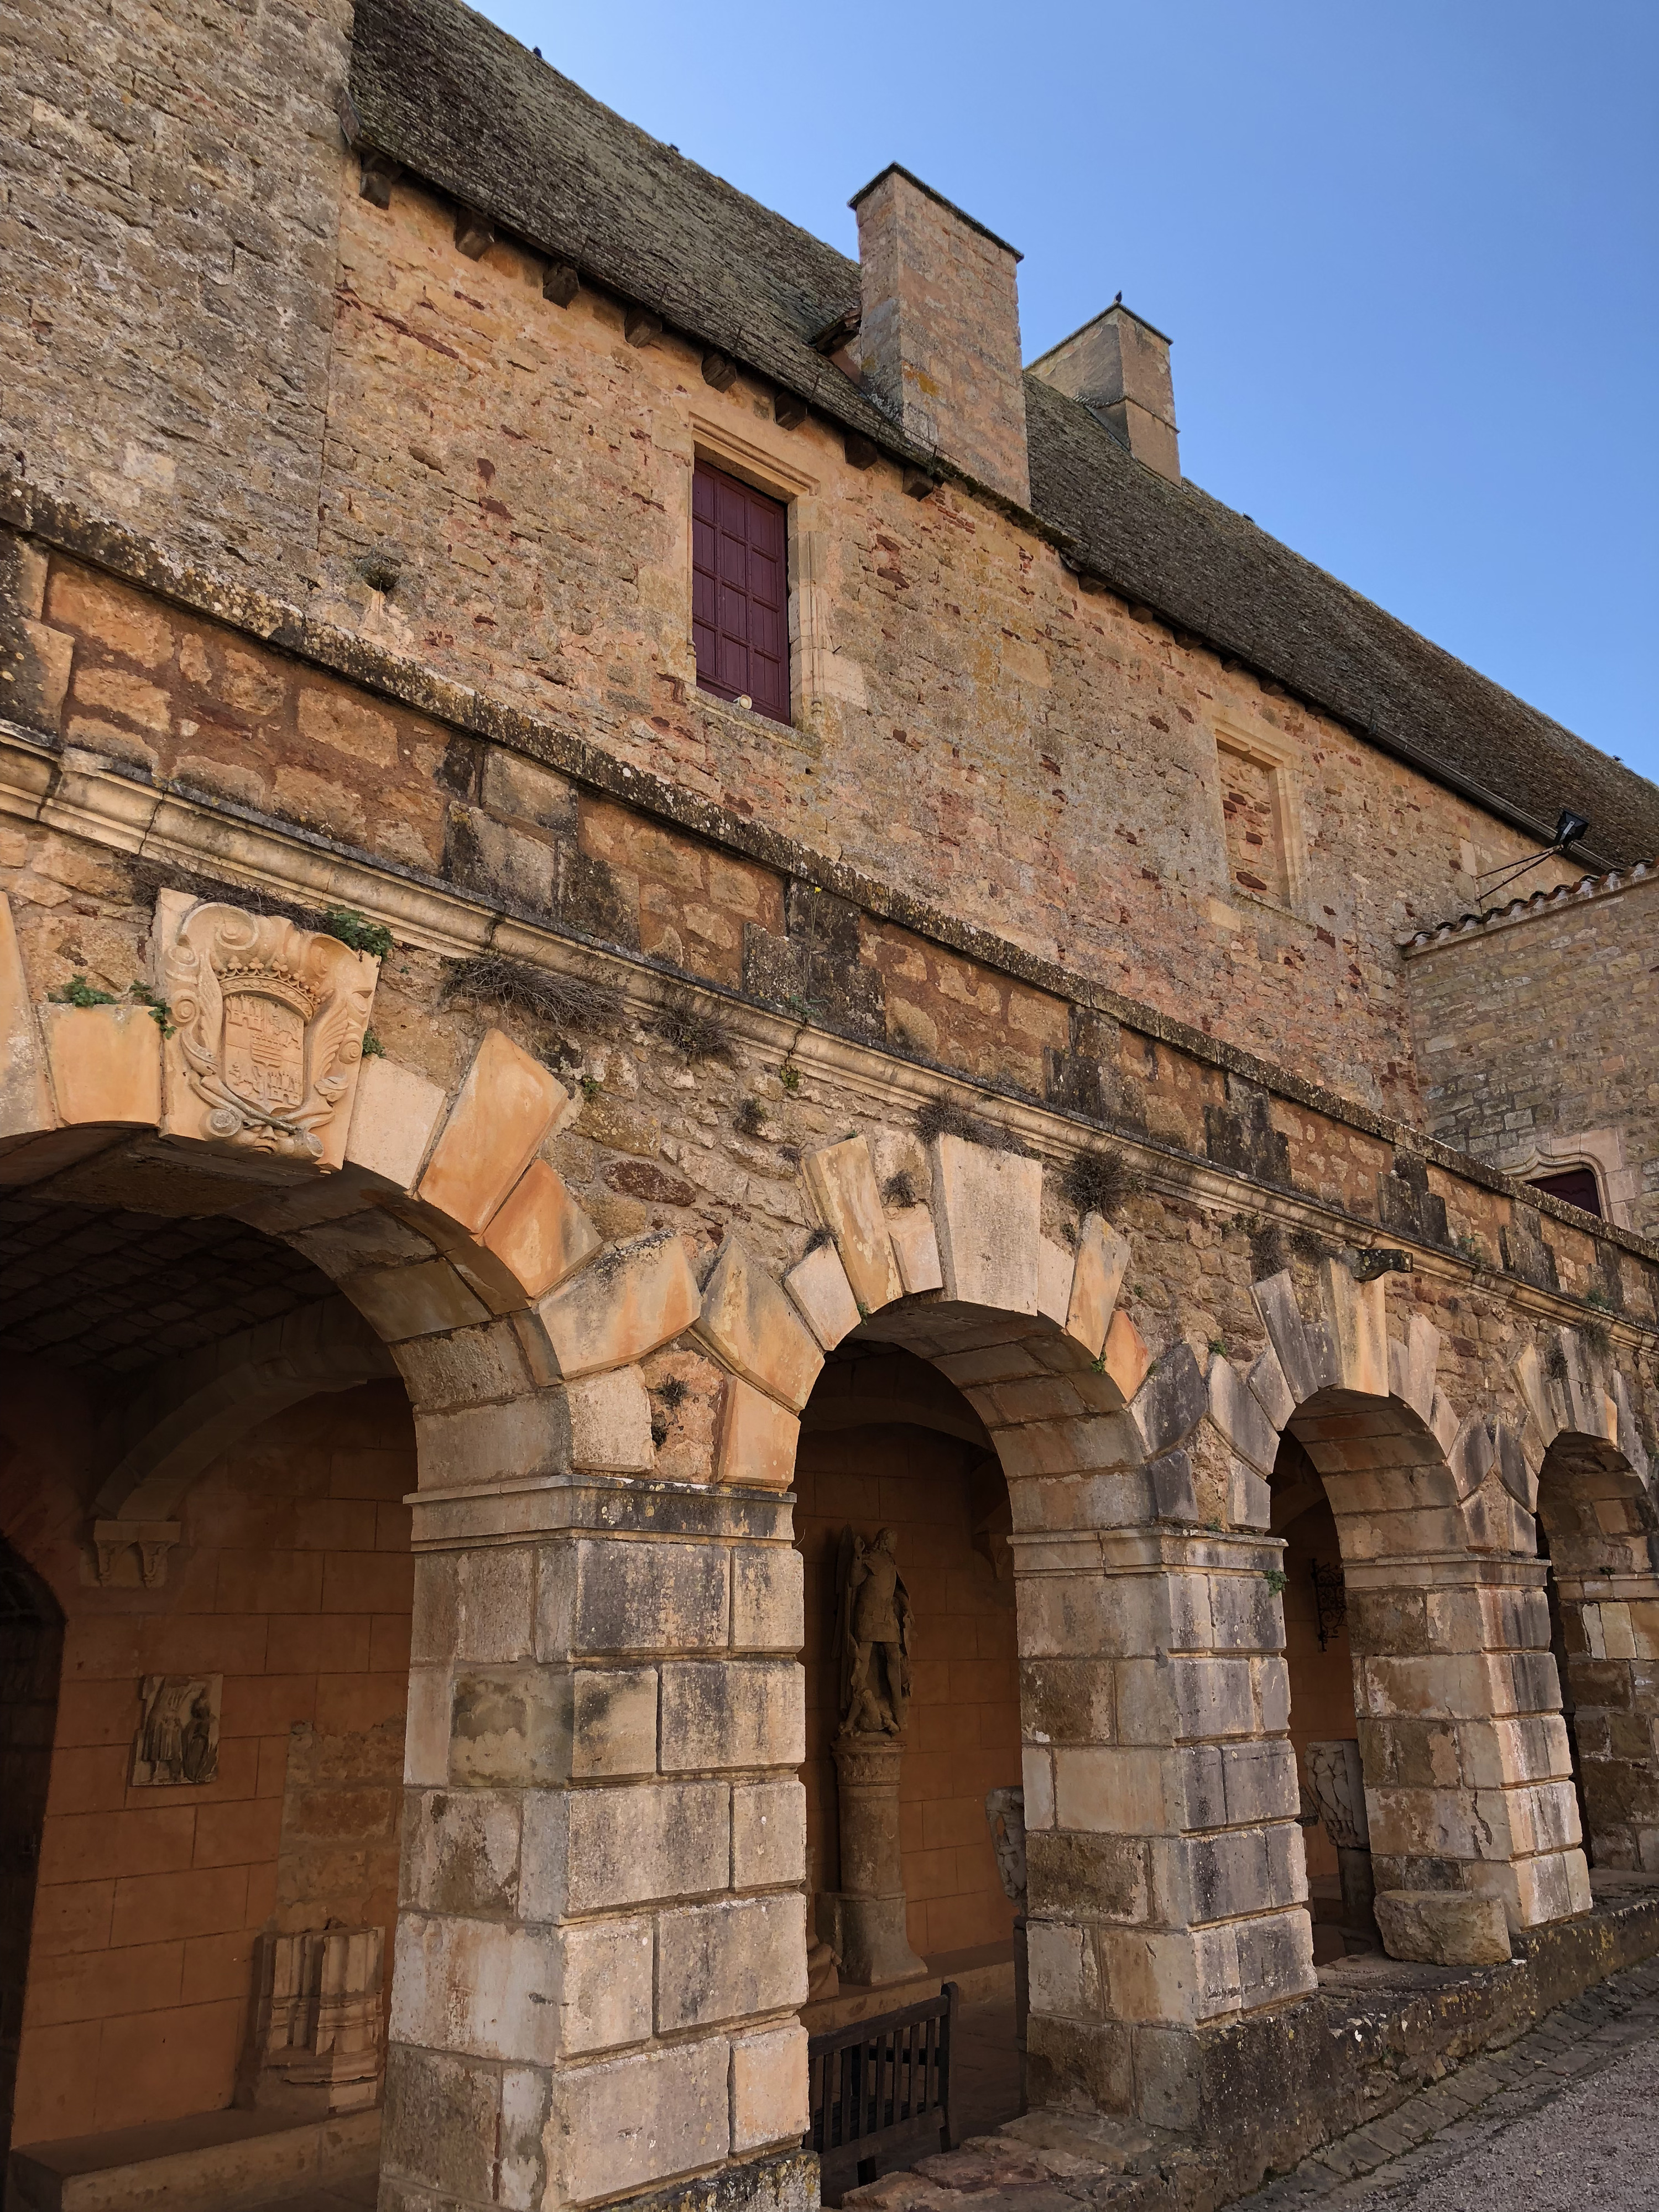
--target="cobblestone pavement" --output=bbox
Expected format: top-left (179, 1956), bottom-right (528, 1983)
top-left (844, 1950), bottom-right (1659, 2210)
top-left (1247, 1950), bottom-right (1659, 2212)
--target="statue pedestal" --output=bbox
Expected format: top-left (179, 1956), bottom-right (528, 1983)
top-left (828, 1731), bottom-right (926, 1986)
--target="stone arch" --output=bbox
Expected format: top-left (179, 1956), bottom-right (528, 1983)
top-left (1512, 1323), bottom-right (1659, 1874)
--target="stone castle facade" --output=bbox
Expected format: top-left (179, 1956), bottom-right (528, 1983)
top-left (3, 2), bottom-right (1658, 2208)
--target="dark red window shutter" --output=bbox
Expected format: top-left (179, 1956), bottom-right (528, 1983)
top-left (1528, 1166), bottom-right (1602, 1217)
top-left (692, 461), bottom-right (790, 723)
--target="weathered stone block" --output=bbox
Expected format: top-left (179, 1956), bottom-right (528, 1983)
top-left (659, 1659), bottom-right (805, 1770)
top-left (1037, 1235), bottom-right (1075, 1328)
top-left (537, 1230), bottom-right (701, 1378)
top-left (399, 1787), bottom-right (522, 1917)
top-left (567, 1366), bottom-right (655, 1472)
top-left (345, 1055), bottom-right (447, 1190)
top-left (1245, 1344), bottom-right (1297, 1430)
top-left (547, 2035), bottom-right (729, 2204)
top-left (42, 1003), bottom-right (161, 1126)
top-left (559, 1916), bottom-right (656, 2055)
top-left (716, 1378), bottom-right (801, 1490)
top-left (784, 1239), bottom-right (861, 1347)
top-left (1318, 1258), bottom-right (1387, 1396)
top-left (541, 1537), bottom-right (729, 1658)
top-left (1374, 1888), bottom-right (1511, 1964)
top-left (802, 1135), bottom-right (902, 1311)
top-left (345, 1256), bottom-right (491, 1340)
top-left (1131, 1343), bottom-right (1208, 1459)
top-left (521, 1780), bottom-right (731, 1917)
top-left (732, 1777), bottom-right (806, 1887)
top-left (694, 1237), bottom-right (824, 1410)
top-left (572, 1667), bottom-right (660, 1777)
top-left (1250, 1270), bottom-right (1322, 1404)
top-left (1207, 1355), bottom-right (1280, 1475)
top-left (730, 2022), bottom-right (810, 2153)
top-left (730, 1545), bottom-right (805, 1651)
top-left (390, 1912), bottom-right (564, 2063)
top-left (886, 1202), bottom-right (943, 1293)
top-left (418, 1027), bottom-right (566, 1234)
top-left (930, 1135), bottom-right (1042, 1312)
top-left (655, 1893), bottom-right (807, 2029)
top-left (1103, 1308), bottom-right (1152, 1406)
top-left (483, 1157), bottom-right (601, 1299)
top-left (415, 1393), bottom-right (572, 1489)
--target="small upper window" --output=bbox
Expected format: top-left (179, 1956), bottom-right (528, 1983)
top-left (1528, 1166), bottom-right (1602, 1217)
top-left (692, 460), bottom-right (790, 723)
top-left (1218, 740), bottom-right (1291, 908)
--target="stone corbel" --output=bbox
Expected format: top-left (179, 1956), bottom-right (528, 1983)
top-left (92, 1519), bottom-right (182, 1587)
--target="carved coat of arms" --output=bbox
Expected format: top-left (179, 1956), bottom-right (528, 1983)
top-left (158, 901), bottom-right (379, 1168)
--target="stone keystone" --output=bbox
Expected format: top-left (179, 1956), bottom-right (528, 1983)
top-left (1318, 1258), bottom-right (1387, 1396)
top-left (930, 1135), bottom-right (1042, 1313)
top-left (802, 1137), bottom-right (902, 1312)
top-left (1066, 1213), bottom-right (1130, 1358)
top-left (537, 1232), bottom-right (700, 1379)
top-left (694, 1237), bottom-right (824, 1412)
top-left (418, 1027), bottom-right (567, 1235)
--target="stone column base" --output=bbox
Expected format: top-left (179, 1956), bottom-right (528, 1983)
top-left (823, 1889), bottom-right (926, 1986)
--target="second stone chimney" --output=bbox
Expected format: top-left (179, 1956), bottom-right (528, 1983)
top-left (1029, 302), bottom-right (1180, 481)
top-left (850, 165), bottom-right (1030, 507)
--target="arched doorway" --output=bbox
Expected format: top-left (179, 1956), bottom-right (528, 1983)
top-left (794, 1339), bottom-right (1024, 2161)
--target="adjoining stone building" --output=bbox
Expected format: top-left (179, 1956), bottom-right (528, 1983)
top-left (2, 2), bottom-right (1658, 2208)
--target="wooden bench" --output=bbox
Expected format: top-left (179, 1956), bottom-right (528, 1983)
top-left (806, 1981), bottom-right (958, 2198)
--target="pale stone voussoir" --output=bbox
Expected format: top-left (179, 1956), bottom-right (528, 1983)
top-left (801, 1134), bottom-right (902, 1311)
top-left (536, 1229), bottom-right (701, 1379)
top-left (1037, 1234), bottom-right (1076, 1329)
top-left (567, 1366), bottom-right (655, 1473)
top-left (418, 1025), bottom-right (566, 1235)
top-left (716, 1375), bottom-right (801, 1490)
top-left (42, 1003), bottom-right (163, 1128)
top-left (1065, 1212), bottom-right (1130, 1359)
top-left (784, 1238), bottom-right (861, 1348)
top-left (1318, 1256), bottom-right (1389, 1397)
top-left (1208, 1354), bottom-right (1282, 1476)
top-left (694, 1234), bottom-right (825, 1411)
top-left (343, 1053), bottom-right (447, 1190)
top-left (0, 890), bottom-right (54, 1139)
top-left (885, 1200), bottom-right (943, 1293)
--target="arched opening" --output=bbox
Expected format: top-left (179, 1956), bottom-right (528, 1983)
top-left (0, 1540), bottom-right (63, 2168)
top-left (1535, 1432), bottom-right (1659, 1872)
top-left (794, 1339), bottom-right (1024, 2171)
top-left (0, 1172), bottom-right (411, 2194)
top-left (1269, 1433), bottom-right (1375, 1961)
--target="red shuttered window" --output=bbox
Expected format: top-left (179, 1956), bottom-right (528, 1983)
top-left (692, 460), bottom-right (790, 724)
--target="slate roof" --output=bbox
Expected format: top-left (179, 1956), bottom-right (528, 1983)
top-left (347, 0), bottom-right (1659, 868)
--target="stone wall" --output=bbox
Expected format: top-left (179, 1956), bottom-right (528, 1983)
top-left (1405, 869), bottom-right (1659, 1235)
top-left (2, 1370), bottom-right (412, 2144)
top-left (0, 0), bottom-right (349, 588)
top-left (305, 167), bottom-right (1594, 1123)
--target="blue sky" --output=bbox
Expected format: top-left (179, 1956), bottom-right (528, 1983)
top-left (477, 0), bottom-right (1657, 785)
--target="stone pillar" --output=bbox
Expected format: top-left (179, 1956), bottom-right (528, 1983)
top-left (830, 1732), bottom-right (926, 1985)
top-left (1347, 1553), bottom-right (1591, 1942)
top-left (1305, 1739), bottom-right (1376, 1940)
top-left (382, 1475), bottom-right (813, 2212)
top-left (1017, 1526), bottom-right (1316, 2135)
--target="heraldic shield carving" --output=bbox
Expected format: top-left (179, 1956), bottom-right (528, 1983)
top-left (156, 899), bottom-right (379, 1168)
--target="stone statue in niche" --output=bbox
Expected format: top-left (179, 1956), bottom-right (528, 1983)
top-left (156, 896), bottom-right (379, 1170)
top-left (132, 1673), bottom-right (221, 1787)
top-left (826, 1527), bottom-right (925, 1985)
top-left (834, 1525), bottom-right (912, 1738)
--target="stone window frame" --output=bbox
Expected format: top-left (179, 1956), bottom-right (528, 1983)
top-left (1505, 1128), bottom-right (1637, 1230)
top-left (684, 411), bottom-right (823, 740)
top-left (1211, 718), bottom-right (1310, 923)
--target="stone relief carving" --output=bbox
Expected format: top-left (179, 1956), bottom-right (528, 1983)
top-left (156, 900), bottom-right (378, 1169)
top-left (132, 1672), bottom-right (221, 1786)
top-left (244, 1925), bottom-right (385, 2115)
top-left (834, 1524), bottom-right (912, 1738)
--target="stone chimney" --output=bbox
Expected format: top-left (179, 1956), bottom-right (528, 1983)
top-left (1029, 302), bottom-right (1179, 481)
top-left (849, 164), bottom-right (1030, 507)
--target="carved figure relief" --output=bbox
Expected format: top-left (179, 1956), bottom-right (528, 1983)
top-left (132, 1672), bottom-right (221, 1786)
top-left (157, 900), bottom-right (378, 1168)
top-left (833, 1525), bottom-right (912, 1738)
